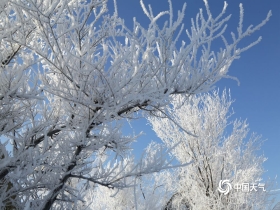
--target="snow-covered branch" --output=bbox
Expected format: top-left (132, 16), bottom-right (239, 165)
top-left (0, 0), bottom-right (271, 209)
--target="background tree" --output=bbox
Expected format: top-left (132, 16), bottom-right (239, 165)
top-left (0, 0), bottom-right (271, 209)
top-left (148, 90), bottom-right (276, 209)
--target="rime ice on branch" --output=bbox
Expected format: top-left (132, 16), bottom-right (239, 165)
top-left (0, 0), bottom-right (271, 209)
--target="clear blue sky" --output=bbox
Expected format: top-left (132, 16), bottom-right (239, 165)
top-left (112, 0), bottom-right (280, 204)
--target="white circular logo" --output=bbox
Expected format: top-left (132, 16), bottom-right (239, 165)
top-left (218, 180), bottom-right (232, 195)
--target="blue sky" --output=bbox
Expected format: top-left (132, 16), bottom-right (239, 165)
top-left (112, 0), bottom-right (280, 203)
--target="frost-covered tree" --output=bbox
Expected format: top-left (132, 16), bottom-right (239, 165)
top-left (148, 90), bottom-right (275, 209)
top-left (81, 158), bottom-right (174, 210)
top-left (77, 142), bottom-right (177, 210)
top-left (0, 0), bottom-right (271, 209)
